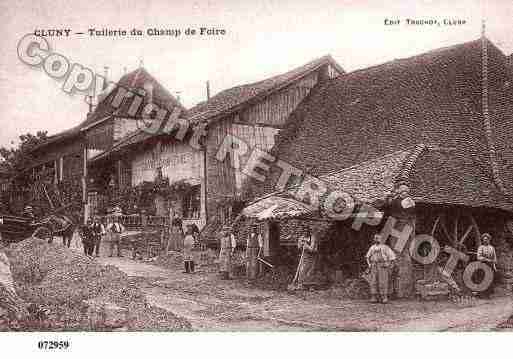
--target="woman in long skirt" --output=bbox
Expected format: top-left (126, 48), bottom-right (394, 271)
top-left (218, 226), bottom-right (236, 280)
top-left (183, 225), bottom-right (195, 273)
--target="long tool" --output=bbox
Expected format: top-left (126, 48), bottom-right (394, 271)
top-left (288, 244), bottom-right (305, 291)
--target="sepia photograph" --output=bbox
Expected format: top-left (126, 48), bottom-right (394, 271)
top-left (1, 0), bottom-right (512, 356)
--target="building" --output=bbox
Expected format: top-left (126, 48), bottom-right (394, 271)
top-left (91, 55), bottom-right (344, 230)
top-left (9, 66), bottom-right (183, 221)
top-left (82, 66), bottom-right (184, 219)
top-left (241, 38), bottom-right (513, 296)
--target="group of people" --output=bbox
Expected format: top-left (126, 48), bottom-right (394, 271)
top-left (210, 220), bottom-right (499, 302)
top-left (216, 224), bottom-right (264, 281)
top-left (365, 232), bottom-right (498, 303)
top-left (78, 215), bottom-right (125, 258)
top-left (214, 223), bottom-right (322, 287)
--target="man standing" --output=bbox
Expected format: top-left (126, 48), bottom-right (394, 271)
top-left (107, 216), bottom-right (125, 257)
top-left (218, 226), bottom-right (236, 280)
top-left (477, 233), bottom-right (497, 298)
top-left (79, 219), bottom-right (94, 257)
top-left (168, 214), bottom-right (184, 252)
top-left (91, 216), bottom-right (105, 257)
top-left (183, 225), bottom-right (196, 274)
top-left (246, 224), bottom-right (263, 282)
top-left (366, 234), bottom-right (396, 303)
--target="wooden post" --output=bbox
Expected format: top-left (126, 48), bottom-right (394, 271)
top-left (54, 159), bottom-right (58, 184)
top-left (82, 145), bottom-right (88, 224)
top-left (59, 157), bottom-right (63, 182)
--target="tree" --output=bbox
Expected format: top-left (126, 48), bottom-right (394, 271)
top-left (0, 131), bottom-right (48, 173)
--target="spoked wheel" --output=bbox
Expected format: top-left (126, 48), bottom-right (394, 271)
top-left (430, 211), bottom-right (481, 254)
top-left (32, 226), bottom-right (53, 243)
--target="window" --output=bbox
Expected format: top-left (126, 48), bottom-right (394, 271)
top-left (88, 191), bottom-right (98, 216)
top-left (182, 185), bottom-right (201, 219)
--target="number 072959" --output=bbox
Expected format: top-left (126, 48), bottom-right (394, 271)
top-left (37, 340), bottom-right (70, 350)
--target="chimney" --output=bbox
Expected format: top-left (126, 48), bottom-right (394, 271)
top-left (175, 91), bottom-right (181, 103)
top-left (87, 95), bottom-right (94, 115)
top-left (103, 66), bottom-right (109, 91)
top-left (206, 80), bottom-right (210, 100)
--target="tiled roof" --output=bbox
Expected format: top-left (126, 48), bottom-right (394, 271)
top-left (320, 146), bottom-right (420, 204)
top-left (252, 38), bottom-right (513, 213)
top-left (28, 67), bottom-right (182, 155)
top-left (90, 55), bottom-right (344, 162)
top-left (0, 164), bottom-right (11, 176)
top-left (187, 55), bottom-right (343, 124)
top-left (25, 126), bottom-right (81, 155)
top-left (80, 67), bottom-right (184, 130)
top-left (89, 130), bottom-right (153, 162)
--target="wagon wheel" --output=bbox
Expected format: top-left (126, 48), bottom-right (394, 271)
top-left (32, 225), bottom-right (54, 243)
top-left (430, 212), bottom-right (481, 254)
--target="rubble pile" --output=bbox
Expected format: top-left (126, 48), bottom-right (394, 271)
top-left (253, 265), bottom-right (295, 290)
top-left (3, 237), bottom-right (191, 331)
top-left (1, 250), bottom-right (29, 330)
top-left (301, 277), bottom-right (370, 301)
top-left (343, 278), bottom-right (371, 299)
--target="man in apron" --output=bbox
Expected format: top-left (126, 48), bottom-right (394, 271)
top-left (79, 219), bottom-right (94, 257)
top-left (107, 216), bottom-right (125, 257)
top-left (246, 224), bottom-right (263, 281)
top-left (476, 233), bottom-right (497, 298)
top-left (219, 226), bottom-right (236, 280)
top-left (366, 234), bottom-right (396, 303)
top-left (168, 214), bottom-right (184, 252)
top-left (91, 216), bottom-right (105, 257)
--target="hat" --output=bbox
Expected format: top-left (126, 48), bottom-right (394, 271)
top-left (481, 233), bottom-right (491, 241)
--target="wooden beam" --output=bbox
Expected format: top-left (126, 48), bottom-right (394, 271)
top-left (431, 215), bottom-right (441, 237)
top-left (470, 215), bottom-right (481, 247)
top-left (440, 219), bottom-right (453, 244)
top-left (459, 225), bottom-right (473, 245)
top-left (454, 215), bottom-right (459, 243)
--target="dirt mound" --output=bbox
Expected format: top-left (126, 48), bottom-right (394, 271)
top-left (253, 265), bottom-right (296, 291)
top-left (154, 251), bottom-right (184, 269)
top-left (3, 237), bottom-right (191, 331)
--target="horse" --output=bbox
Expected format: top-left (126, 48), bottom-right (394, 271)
top-left (45, 213), bottom-right (78, 247)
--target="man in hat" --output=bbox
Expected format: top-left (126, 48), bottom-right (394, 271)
top-left (477, 233), bottom-right (497, 298)
top-left (366, 233), bottom-right (396, 303)
top-left (79, 219), bottom-right (95, 257)
top-left (246, 224), bottom-right (264, 282)
top-left (218, 226), bottom-right (236, 280)
top-left (106, 215), bottom-right (125, 257)
top-left (90, 215), bottom-right (106, 257)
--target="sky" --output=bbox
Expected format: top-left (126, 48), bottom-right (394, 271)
top-left (1, 0), bottom-right (512, 149)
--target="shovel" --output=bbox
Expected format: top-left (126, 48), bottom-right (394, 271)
top-left (287, 245), bottom-right (305, 291)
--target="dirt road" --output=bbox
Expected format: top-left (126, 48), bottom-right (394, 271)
top-left (99, 256), bottom-right (513, 331)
